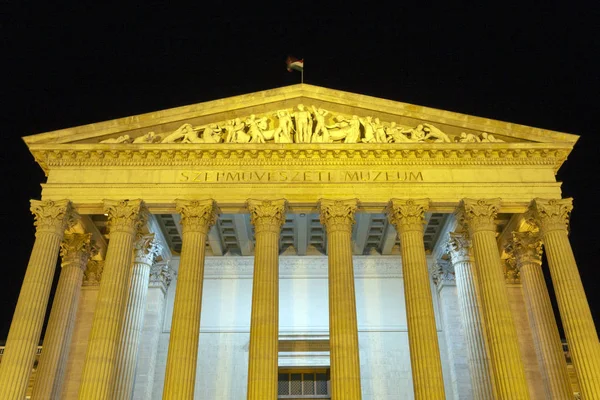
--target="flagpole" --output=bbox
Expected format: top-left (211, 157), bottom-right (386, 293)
top-left (301, 69), bottom-right (304, 84)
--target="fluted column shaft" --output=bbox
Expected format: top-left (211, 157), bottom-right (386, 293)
top-left (78, 199), bottom-right (147, 400)
top-left (448, 231), bottom-right (496, 399)
top-left (113, 234), bottom-right (161, 400)
top-left (163, 199), bottom-right (217, 400)
top-left (512, 231), bottom-right (572, 399)
top-left (132, 262), bottom-right (171, 399)
top-left (319, 199), bottom-right (362, 400)
top-left (32, 233), bottom-right (94, 400)
top-left (246, 199), bottom-right (287, 400)
top-left (458, 198), bottom-right (530, 399)
top-left (528, 198), bottom-right (600, 398)
top-left (0, 199), bottom-right (76, 400)
top-left (388, 199), bottom-right (445, 399)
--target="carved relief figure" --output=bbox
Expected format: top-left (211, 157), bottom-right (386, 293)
top-left (194, 124), bottom-right (222, 143)
top-left (373, 118), bottom-right (388, 143)
top-left (223, 118), bottom-right (246, 143)
top-left (386, 122), bottom-right (411, 142)
top-left (292, 104), bottom-right (312, 143)
top-left (245, 115), bottom-right (267, 143)
top-left (422, 123), bottom-right (452, 142)
top-left (161, 123), bottom-right (196, 143)
top-left (100, 135), bottom-right (133, 144)
top-left (458, 132), bottom-right (481, 143)
top-left (132, 131), bottom-right (161, 143)
top-left (273, 110), bottom-right (294, 143)
top-left (360, 116), bottom-right (376, 143)
top-left (100, 104), bottom-right (509, 145)
top-left (311, 106), bottom-right (330, 143)
top-left (481, 132), bottom-right (504, 142)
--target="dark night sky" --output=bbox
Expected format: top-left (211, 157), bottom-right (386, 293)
top-left (1, 2), bottom-right (599, 340)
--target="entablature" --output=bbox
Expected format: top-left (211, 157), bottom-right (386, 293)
top-left (28, 141), bottom-right (572, 175)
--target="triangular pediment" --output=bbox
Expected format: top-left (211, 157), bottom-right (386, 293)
top-left (23, 84), bottom-right (578, 146)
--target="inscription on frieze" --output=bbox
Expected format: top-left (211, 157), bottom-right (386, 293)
top-left (179, 170), bottom-right (424, 183)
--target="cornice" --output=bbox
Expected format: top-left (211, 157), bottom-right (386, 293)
top-left (28, 142), bottom-right (572, 175)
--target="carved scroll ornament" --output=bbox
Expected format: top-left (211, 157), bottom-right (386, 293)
top-left (100, 104), bottom-right (505, 145)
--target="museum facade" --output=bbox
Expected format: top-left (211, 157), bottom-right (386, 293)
top-left (0, 84), bottom-right (597, 399)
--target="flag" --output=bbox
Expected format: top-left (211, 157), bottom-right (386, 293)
top-left (286, 56), bottom-right (304, 72)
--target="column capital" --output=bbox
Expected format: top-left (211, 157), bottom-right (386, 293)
top-left (318, 198), bottom-right (358, 233)
top-left (430, 259), bottom-right (456, 286)
top-left (149, 261), bottom-right (172, 291)
top-left (175, 199), bottom-right (218, 234)
top-left (83, 259), bottom-right (104, 286)
top-left (526, 198), bottom-right (573, 235)
top-left (30, 199), bottom-right (78, 235)
top-left (60, 233), bottom-right (96, 270)
top-left (511, 231), bottom-right (543, 268)
top-left (246, 199), bottom-right (287, 234)
top-left (386, 198), bottom-right (429, 233)
top-left (134, 233), bottom-right (162, 266)
top-left (104, 199), bottom-right (148, 235)
top-left (457, 198), bottom-right (501, 233)
top-left (446, 230), bottom-right (472, 265)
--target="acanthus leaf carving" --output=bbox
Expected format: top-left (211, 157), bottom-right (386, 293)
top-left (526, 198), bottom-right (573, 235)
top-left (30, 199), bottom-right (78, 235)
top-left (104, 199), bottom-right (148, 235)
top-left (318, 199), bottom-right (358, 233)
top-left (175, 199), bottom-right (219, 234)
top-left (386, 198), bottom-right (430, 233)
top-left (430, 259), bottom-right (456, 285)
top-left (457, 198), bottom-right (501, 233)
top-left (149, 261), bottom-right (172, 290)
top-left (510, 231), bottom-right (543, 268)
top-left (446, 229), bottom-right (472, 265)
top-left (83, 259), bottom-right (104, 286)
top-left (246, 199), bottom-right (288, 234)
top-left (60, 233), bottom-right (96, 269)
top-left (134, 233), bottom-right (162, 266)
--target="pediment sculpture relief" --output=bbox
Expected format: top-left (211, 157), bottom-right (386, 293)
top-left (100, 104), bottom-right (504, 144)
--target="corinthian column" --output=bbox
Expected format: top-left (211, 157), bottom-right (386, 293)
top-left (318, 199), bottom-right (362, 400)
top-left (457, 199), bottom-right (530, 399)
top-left (387, 199), bottom-right (445, 400)
top-left (447, 230), bottom-right (496, 399)
top-left (163, 199), bottom-right (218, 400)
top-left (510, 230), bottom-right (573, 399)
top-left (246, 199), bottom-right (287, 400)
top-left (113, 234), bottom-right (162, 400)
top-left (32, 233), bottom-right (94, 400)
top-left (78, 199), bottom-right (148, 400)
top-left (527, 198), bottom-right (600, 397)
top-left (0, 199), bottom-right (76, 400)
